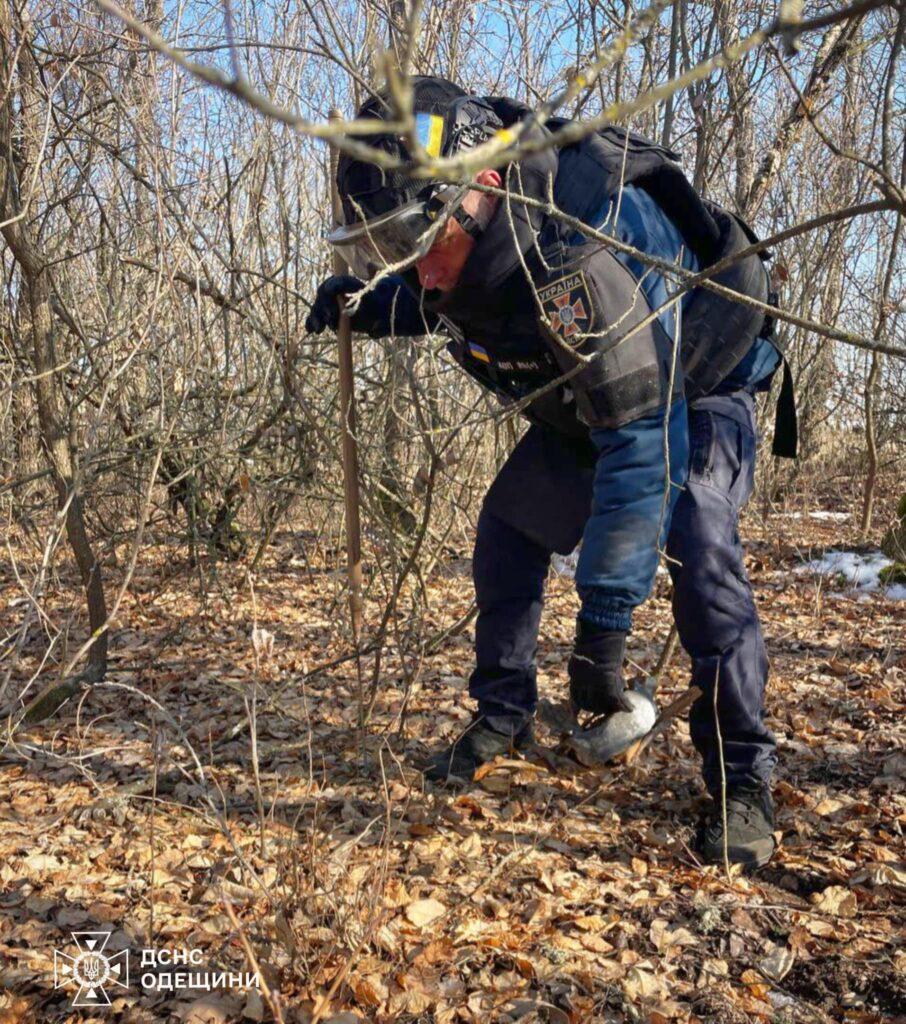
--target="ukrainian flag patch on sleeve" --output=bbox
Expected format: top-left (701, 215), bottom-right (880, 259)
top-left (467, 342), bottom-right (491, 364)
top-left (415, 112), bottom-right (445, 157)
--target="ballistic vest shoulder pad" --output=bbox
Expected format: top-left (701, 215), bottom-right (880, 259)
top-left (483, 98), bottom-right (724, 265)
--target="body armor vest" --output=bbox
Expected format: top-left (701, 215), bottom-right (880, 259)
top-left (416, 101), bottom-right (772, 437)
top-left (502, 98), bottom-right (772, 402)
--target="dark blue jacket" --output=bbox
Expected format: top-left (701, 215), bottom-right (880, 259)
top-left (360, 175), bottom-right (778, 631)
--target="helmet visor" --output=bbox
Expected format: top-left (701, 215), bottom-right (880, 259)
top-left (328, 184), bottom-right (468, 278)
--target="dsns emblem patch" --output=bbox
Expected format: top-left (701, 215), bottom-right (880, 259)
top-left (539, 271), bottom-right (590, 342)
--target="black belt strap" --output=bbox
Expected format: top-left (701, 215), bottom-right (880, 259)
top-left (772, 354), bottom-right (798, 458)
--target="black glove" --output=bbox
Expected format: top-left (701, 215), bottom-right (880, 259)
top-left (305, 275), bottom-right (368, 334)
top-left (306, 274), bottom-right (437, 338)
top-left (568, 620), bottom-right (634, 715)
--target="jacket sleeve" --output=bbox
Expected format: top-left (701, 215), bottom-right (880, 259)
top-left (574, 398), bottom-right (689, 631)
top-left (364, 275), bottom-right (439, 338)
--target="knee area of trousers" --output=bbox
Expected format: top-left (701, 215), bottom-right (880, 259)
top-left (666, 515), bottom-right (711, 565)
top-left (670, 545), bottom-right (735, 597)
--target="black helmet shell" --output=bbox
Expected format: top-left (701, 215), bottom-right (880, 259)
top-left (336, 76), bottom-right (502, 223)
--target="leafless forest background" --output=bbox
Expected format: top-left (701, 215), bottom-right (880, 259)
top-left (0, 1), bottom-right (904, 1022)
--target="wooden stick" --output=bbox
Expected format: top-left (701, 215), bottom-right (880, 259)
top-left (329, 108), bottom-right (364, 640)
top-left (623, 685), bottom-right (702, 765)
top-left (653, 623), bottom-right (679, 681)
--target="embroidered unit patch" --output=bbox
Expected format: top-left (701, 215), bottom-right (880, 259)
top-left (539, 271), bottom-right (590, 341)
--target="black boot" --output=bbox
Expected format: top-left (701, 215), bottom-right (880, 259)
top-left (424, 713), bottom-right (534, 785)
top-left (695, 784), bottom-right (776, 867)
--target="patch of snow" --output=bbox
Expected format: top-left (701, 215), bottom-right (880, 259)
top-left (780, 510), bottom-right (850, 522)
top-left (797, 549), bottom-right (906, 601)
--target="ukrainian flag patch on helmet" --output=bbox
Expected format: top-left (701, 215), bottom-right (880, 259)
top-left (415, 112), bottom-right (444, 157)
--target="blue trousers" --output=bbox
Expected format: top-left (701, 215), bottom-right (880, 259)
top-left (470, 393), bottom-right (776, 793)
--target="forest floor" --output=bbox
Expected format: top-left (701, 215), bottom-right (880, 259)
top-left (0, 497), bottom-right (904, 1024)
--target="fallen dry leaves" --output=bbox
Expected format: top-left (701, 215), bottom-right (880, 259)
top-left (0, 501), bottom-right (904, 1023)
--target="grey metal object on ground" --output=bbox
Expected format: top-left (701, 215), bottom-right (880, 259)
top-left (539, 679), bottom-right (658, 766)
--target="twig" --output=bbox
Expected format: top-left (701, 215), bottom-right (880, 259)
top-left (713, 660), bottom-right (731, 879)
top-left (309, 928), bottom-right (373, 1024)
top-left (222, 899), bottom-right (287, 1024)
top-left (247, 576), bottom-right (269, 858)
top-left (95, 0), bottom-right (413, 166)
top-left (96, 0), bottom-right (891, 181)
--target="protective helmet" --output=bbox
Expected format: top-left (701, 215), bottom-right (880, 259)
top-left (329, 76), bottom-right (502, 275)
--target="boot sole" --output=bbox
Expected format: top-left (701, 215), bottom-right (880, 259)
top-left (423, 765), bottom-right (471, 786)
top-left (698, 836), bottom-right (776, 869)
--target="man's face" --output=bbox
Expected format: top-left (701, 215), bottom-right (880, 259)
top-left (415, 218), bottom-right (475, 292)
top-left (414, 168), bottom-right (502, 293)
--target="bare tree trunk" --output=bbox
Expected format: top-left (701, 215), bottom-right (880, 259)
top-left (715, 0), bottom-right (753, 212)
top-left (784, 33), bottom-right (864, 469)
top-left (388, 0), bottom-right (408, 67)
top-left (745, 16), bottom-right (865, 216)
top-left (680, 3), bottom-right (716, 194)
top-left (0, 5), bottom-right (108, 680)
top-left (377, 0), bottom-right (418, 532)
top-left (661, 0), bottom-right (682, 149)
top-left (10, 351), bottom-right (39, 479)
top-left (860, 351), bottom-right (881, 540)
top-left (860, 217), bottom-right (902, 540)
